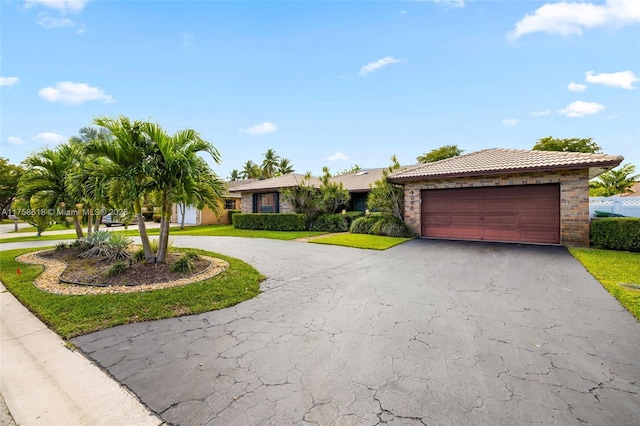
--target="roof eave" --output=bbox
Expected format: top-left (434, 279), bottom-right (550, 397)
top-left (388, 160), bottom-right (623, 182)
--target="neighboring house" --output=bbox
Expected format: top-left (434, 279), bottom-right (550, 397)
top-left (232, 174), bottom-right (322, 213)
top-left (387, 148), bottom-right (622, 247)
top-left (171, 179), bottom-right (257, 225)
top-left (620, 181), bottom-right (640, 197)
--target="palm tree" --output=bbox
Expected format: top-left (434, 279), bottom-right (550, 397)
top-left (89, 116), bottom-right (157, 263)
top-left (590, 163), bottom-right (638, 196)
top-left (16, 144), bottom-right (83, 237)
top-left (175, 157), bottom-right (226, 229)
top-left (139, 122), bottom-right (223, 263)
top-left (240, 160), bottom-right (261, 179)
top-left (229, 169), bottom-right (240, 181)
top-left (277, 158), bottom-right (294, 176)
top-left (261, 149), bottom-right (280, 179)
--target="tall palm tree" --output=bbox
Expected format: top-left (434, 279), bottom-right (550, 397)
top-left (139, 122), bottom-right (223, 263)
top-left (240, 160), bottom-right (261, 179)
top-left (261, 149), bottom-right (280, 179)
top-left (229, 169), bottom-right (240, 181)
top-left (16, 144), bottom-right (84, 238)
top-left (276, 158), bottom-right (294, 176)
top-left (89, 116), bottom-right (157, 263)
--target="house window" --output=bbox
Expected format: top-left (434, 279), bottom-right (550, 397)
top-left (253, 192), bottom-right (279, 213)
top-left (224, 199), bottom-right (236, 210)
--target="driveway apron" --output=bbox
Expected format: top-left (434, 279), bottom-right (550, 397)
top-left (72, 237), bottom-right (640, 425)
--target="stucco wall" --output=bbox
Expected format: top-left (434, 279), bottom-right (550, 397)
top-left (402, 169), bottom-right (590, 246)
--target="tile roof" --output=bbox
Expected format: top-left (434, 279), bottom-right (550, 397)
top-left (228, 173), bottom-right (322, 192)
top-left (224, 179), bottom-right (258, 198)
top-left (620, 181), bottom-right (640, 197)
top-left (330, 168), bottom-right (387, 192)
top-left (388, 148), bottom-right (624, 181)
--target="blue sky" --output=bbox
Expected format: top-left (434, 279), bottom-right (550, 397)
top-left (1, 0), bottom-right (639, 179)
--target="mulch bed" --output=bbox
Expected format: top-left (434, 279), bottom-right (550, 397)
top-left (39, 247), bottom-right (211, 287)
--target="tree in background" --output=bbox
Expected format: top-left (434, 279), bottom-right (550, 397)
top-left (277, 158), bottom-right (294, 175)
top-left (337, 164), bottom-right (362, 175)
top-left (229, 169), bottom-right (240, 181)
top-left (367, 155), bottom-right (405, 220)
top-left (532, 136), bottom-right (602, 153)
top-left (240, 160), bottom-right (262, 179)
top-left (261, 148), bottom-right (280, 179)
top-left (0, 158), bottom-right (23, 218)
top-left (236, 150), bottom-right (294, 179)
top-left (590, 163), bottom-right (638, 197)
top-left (417, 145), bottom-right (463, 163)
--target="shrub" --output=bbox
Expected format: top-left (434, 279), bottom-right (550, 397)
top-left (232, 213), bottom-right (306, 231)
top-left (55, 242), bottom-right (68, 251)
top-left (79, 230), bottom-right (113, 259)
top-left (107, 261), bottom-right (127, 277)
top-left (149, 237), bottom-right (174, 254)
top-left (133, 247), bottom-right (145, 263)
top-left (350, 214), bottom-right (414, 238)
top-left (141, 212), bottom-right (154, 221)
top-left (591, 218), bottom-right (640, 252)
top-left (105, 233), bottom-right (133, 261)
top-left (183, 251), bottom-right (199, 261)
top-left (344, 211), bottom-right (364, 226)
top-left (170, 255), bottom-right (195, 273)
top-left (152, 214), bottom-right (161, 223)
top-left (311, 214), bottom-right (349, 232)
top-left (227, 209), bottom-right (241, 223)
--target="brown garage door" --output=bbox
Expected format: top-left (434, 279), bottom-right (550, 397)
top-left (421, 184), bottom-right (560, 244)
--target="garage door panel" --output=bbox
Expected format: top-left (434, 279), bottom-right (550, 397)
top-left (421, 184), bottom-right (560, 244)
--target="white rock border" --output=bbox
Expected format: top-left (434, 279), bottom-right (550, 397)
top-left (15, 250), bottom-right (229, 296)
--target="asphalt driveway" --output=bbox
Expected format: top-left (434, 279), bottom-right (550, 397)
top-left (72, 237), bottom-right (640, 425)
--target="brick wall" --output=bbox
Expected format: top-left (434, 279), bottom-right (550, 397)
top-left (240, 192), bottom-right (295, 214)
top-left (402, 169), bottom-right (590, 246)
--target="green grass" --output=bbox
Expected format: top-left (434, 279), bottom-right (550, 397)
top-left (12, 223), bottom-right (75, 233)
top-left (570, 247), bottom-right (640, 321)
top-left (0, 224), bottom-right (325, 244)
top-left (0, 247), bottom-right (265, 339)
top-left (309, 233), bottom-right (412, 250)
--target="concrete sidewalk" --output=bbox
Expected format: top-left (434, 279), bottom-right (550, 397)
top-left (0, 282), bottom-right (162, 426)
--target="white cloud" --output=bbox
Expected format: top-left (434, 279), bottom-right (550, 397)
top-left (326, 152), bottom-right (349, 162)
top-left (359, 57), bottom-right (404, 76)
top-left (33, 132), bottom-right (66, 144)
top-left (7, 136), bottom-right (24, 145)
top-left (531, 109), bottom-right (552, 116)
top-left (558, 101), bottom-right (605, 117)
top-left (0, 76), bottom-right (19, 87)
top-left (502, 118), bottom-right (518, 127)
top-left (433, 0), bottom-right (465, 8)
top-left (585, 70), bottom-right (638, 89)
top-left (37, 14), bottom-right (76, 29)
top-left (240, 122), bottom-right (277, 135)
top-left (38, 81), bottom-right (113, 104)
top-left (510, 0), bottom-right (640, 39)
top-left (568, 82), bottom-right (587, 92)
top-left (24, 0), bottom-right (89, 13)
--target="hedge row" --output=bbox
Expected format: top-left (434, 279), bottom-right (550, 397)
top-left (232, 213), bottom-right (306, 231)
top-left (350, 214), bottom-right (414, 238)
top-left (591, 218), bottom-right (640, 252)
top-left (310, 212), bottom-right (365, 232)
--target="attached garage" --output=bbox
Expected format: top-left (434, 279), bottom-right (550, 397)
top-left (389, 149), bottom-right (623, 246)
top-left (421, 184), bottom-right (560, 244)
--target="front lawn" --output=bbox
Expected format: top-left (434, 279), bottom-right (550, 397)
top-left (309, 233), bottom-right (412, 250)
top-left (0, 247), bottom-right (264, 339)
top-left (570, 248), bottom-right (640, 320)
top-left (12, 223), bottom-right (75, 233)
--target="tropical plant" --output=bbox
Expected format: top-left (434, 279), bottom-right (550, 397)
top-left (261, 148), bottom-right (280, 179)
top-left (240, 160), bottom-right (261, 179)
top-left (281, 172), bottom-right (321, 219)
top-left (337, 164), bottom-right (362, 175)
top-left (15, 144), bottom-right (83, 237)
top-left (0, 158), bottom-right (23, 218)
top-left (417, 145), bottom-right (463, 163)
top-left (229, 169), bottom-right (240, 181)
top-left (170, 255), bottom-right (196, 273)
top-left (79, 230), bottom-right (112, 258)
top-left (107, 261), bottom-right (127, 277)
top-left (319, 167), bottom-right (350, 214)
top-left (367, 156), bottom-right (405, 220)
top-left (590, 164), bottom-right (639, 197)
top-left (532, 136), bottom-right (602, 153)
top-left (105, 233), bottom-right (133, 261)
top-left (277, 158), bottom-right (294, 175)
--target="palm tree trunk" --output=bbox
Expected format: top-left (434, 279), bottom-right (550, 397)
top-left (134, 198), bottom-right (155, 263)
top-left (86, 210), bottom-right (93, 235)
top-left (157, 190), bottom-right (172, 263)
top-left (93, 210), bottom-right (101, 231)
top-left (180, 202), bottom-right (185, 229)
top-left (73, 215), bottom-right (84, 239)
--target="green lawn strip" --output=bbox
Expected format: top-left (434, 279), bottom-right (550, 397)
top-left (309, 233), bottom-right (412, 250)
top-left (569, 247), bottom-right (640, 321)
top-left (12, 223), bottom-right (77, 233)
top-left (1, 225), bottom-right (324, 243)
top-left (0, 247), bottom-right (264, 339)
